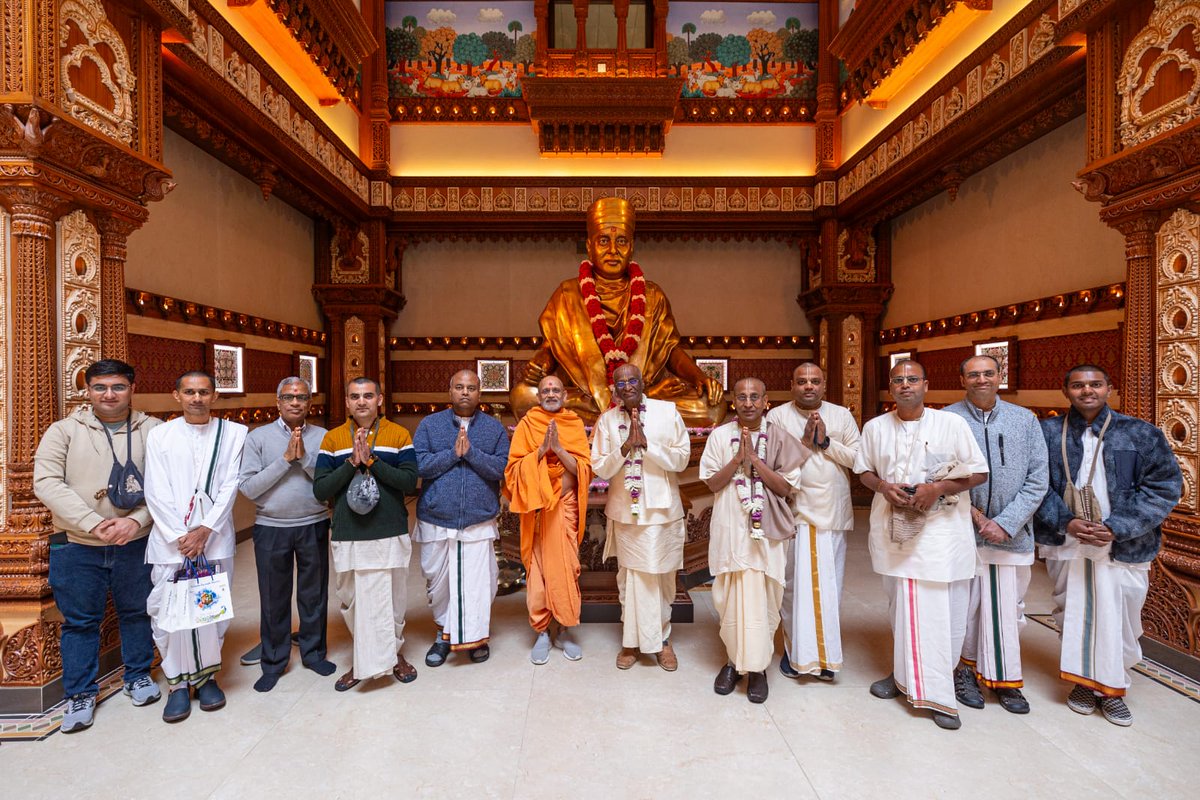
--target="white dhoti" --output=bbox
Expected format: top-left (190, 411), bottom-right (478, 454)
top-left (781, 524), bottom-right (846, 674)
top-left (418, 525), bottom-right (499, 650)
top-left (147, 558), bottom-right (234, 688)
top-left (960, 563), bottom-right (1031, 688)
top-left (712, 569), bottom-right (784, 674)
top-left (333, 536), bottom-right (411, 680)
top-left (606, 518), bottom-right (685, 654)
top-left (1044, 555), bottom-right (1149, 696)
top-left (886, 576), bottom-right (961, 715)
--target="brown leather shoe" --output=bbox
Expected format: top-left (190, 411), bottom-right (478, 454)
top-left (656, 641), bottom-right (678, 672)
top-left (713, 664), bottom-right (741, 695)
top-left (334, 670), bottom-right (360, 692)
top-left (747, 671), bottom-right (769, 703)
top-left (616, 648), bottom-right (638, 670)
top-left (393, 654), bottom-right (417, 684)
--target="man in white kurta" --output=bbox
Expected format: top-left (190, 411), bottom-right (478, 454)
top-left (144, 371), bottom-right (247, 723)
top-left (855, 360), bottom-right (987, 730)
top-left (591, 364), bottom-right (690, 671)
top-left (767, 363), bottom-right (860, 681)
top-left (701, 378), bottom-right (806, 704)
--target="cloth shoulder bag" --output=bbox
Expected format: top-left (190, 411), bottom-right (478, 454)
top-left (1061, 413), bottom-right (1110, 523)
top-left (347, 420), bottom-right (381, 515)
top-left (183, 419), bottom-right (224, 530)
top-left (100, 415), bottom-right (145, 510)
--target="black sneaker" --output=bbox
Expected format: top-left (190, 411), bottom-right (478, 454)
top-left (953, 665), bottom-right (984, 709)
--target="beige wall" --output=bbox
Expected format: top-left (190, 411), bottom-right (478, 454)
top-left (126, 129), bottom-right (321, 329)
top-left (393, 238), bottom-right (811, 336)
top-left (885, 115), bottom-right (1126, 327)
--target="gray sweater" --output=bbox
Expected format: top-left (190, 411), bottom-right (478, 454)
top-left (238, 419), bottom-right (330, 527)
top-left (945, 398), bottom-right (1049, 553)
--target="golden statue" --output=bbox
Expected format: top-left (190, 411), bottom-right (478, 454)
top-left (510, 197), bottom-right (727, 427)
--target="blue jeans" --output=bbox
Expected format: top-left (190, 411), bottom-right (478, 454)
top-left (48, 537), bottom-right (155, 698)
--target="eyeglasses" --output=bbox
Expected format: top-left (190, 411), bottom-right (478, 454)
top-left (279, 393), bottom-right (311, 403)
top-left (88, 384), bottom-right (130, 394)
top-left (890, 375), bottom-right (923, 385)
top-left (614, 379), bottom-right (641, 390)
top-left (965, 370), bottom-right (997, 379)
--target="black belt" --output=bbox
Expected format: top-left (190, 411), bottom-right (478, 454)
top-left (49, 532), bottom-right (68, 545)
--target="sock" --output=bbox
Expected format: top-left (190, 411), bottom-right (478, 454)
top-left (305, 659), bottom-right (337, 677)
top-left (254, 673), bottom-right (280, 693)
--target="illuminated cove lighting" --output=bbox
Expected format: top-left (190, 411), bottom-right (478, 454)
top-left (229, 0), bottom-right (343, 106)
top-left (863, 3), bottom-right (989, 110)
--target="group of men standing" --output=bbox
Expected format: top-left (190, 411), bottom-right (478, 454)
top-left (33, 352), bottom-right (1180, 735)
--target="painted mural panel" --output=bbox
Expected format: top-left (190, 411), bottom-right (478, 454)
top-left (667, 4), bottom-right (817, 99)
top-left (386, 2), bottom-right (536, 98)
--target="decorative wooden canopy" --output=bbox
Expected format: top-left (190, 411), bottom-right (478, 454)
top-left (521, 76), bottom-right (684, 155)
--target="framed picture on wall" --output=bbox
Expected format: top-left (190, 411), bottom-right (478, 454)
top-left (974, 339), bottom-right (1018, 391)
top-left (206, 341), bottom-right (245, 395)
top-left (477, 359), bottom-right (511, 393)
top-left (695, 358), bottom-right (729, 392)
top-left (295, 352), bottom-right (319, 394)
top-left (889, 351), bottom-right (915, 369)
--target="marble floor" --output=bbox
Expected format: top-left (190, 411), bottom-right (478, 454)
top-left (3, 513), bottom-right (1198, 800)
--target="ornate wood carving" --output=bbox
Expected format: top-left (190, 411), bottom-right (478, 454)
top-left (96, 214), bottom-right (138, 360)
top-left (57, 0), bottom-right (138, 146)
top-left (0, 619), bottom-right (62, 686)
top-left (226, 0), bottom-right (376, 106)
top-left (330, 222), bottom-right (370, 284)
top-left (829, 0), bottom-right (993, 102)
top-left (520, 77), bottom-right (683, 155)
top-left (163, 0), bottom-right (372, 213)
top-left (126, 288), bottom-right (327, 346)
top-left (56, 209), bottom-right (102, 417)
top-left (836, 0), bottom-right (1084, 223)
top-left (391, 95), bottom-right (814, 126)
top-left (0, 206), bottom-right (8, 526)
top-left (842, 315), bottom-right (864, 423)
top-left (1119, 213), bottom-right (1161, 421)
top-left (879, 283), bottom-right (1126, 343)
top-left (1117, 0), bottom-right (1200, 147)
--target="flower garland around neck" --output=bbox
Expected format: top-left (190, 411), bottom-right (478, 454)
top-left (578, 260), bottom-right (646, 388)
top-left (732, 423), bottom-right (768, 540)
top-left (617, 400), bottom-right (648, 517)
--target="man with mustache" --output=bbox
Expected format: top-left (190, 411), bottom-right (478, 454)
top-left (855, 359), bottom-right (987, 730)
top-left (700, 377), bottom-right (807, 703)
top-left (506, 375), bottom-right (593, 664)
top-left (591, 363), bottom-right (690, 671)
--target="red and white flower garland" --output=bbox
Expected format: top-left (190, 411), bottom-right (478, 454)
top-left (731, 425), bottom-right (768, 539)
top-left (617, 401), bottom-right (648, 517)
top-left (578, 259), bottom-right (646, 387)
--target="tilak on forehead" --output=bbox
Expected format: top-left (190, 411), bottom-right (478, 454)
top-left (587, 197), bottom-right (635, 238)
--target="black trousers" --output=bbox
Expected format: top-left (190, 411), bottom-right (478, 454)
top-left (253, 520), bottom-right (330, 674)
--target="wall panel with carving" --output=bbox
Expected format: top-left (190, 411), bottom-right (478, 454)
top-left (57, 210), bottom-right (103, 417)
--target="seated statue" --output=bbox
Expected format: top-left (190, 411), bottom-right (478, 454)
top-left (511, 197), bottom-right (727, 427)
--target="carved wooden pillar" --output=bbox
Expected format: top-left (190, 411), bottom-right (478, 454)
top-left (614, 0), bottom-right (629, 58)
top-left (1116, 214), bottom-right (1160, 421)
top-left (4, 188), bottom-right (64, 540)
top-left (96, 214), bottom-right (140, 361)
top-left (359, 0), bottom-right (390, 172)
top-left (573, 0), bottom-right (590, 73)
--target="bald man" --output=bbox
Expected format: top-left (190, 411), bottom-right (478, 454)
top-left (700, 377), bottom-right (808, 703)
top-left (767, 363), bottom-right (860, 682)
top-left (414, 370), bottom-right (511, 667)
top-left (505, 376), bottom-right (593, 665)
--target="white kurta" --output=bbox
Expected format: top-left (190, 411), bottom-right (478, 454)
top-left (143, 416), bottom-right (247, 687)
top-left (766, 401), bottom-right (859, 532)
top-left (144, 417), bottom-right (248, 565)
top-left (701, 421), bottom-right (804, 673)
top-left (592, 397), bottom-right (690, 652)
top-left (854, 408), bottom-right (988, 584)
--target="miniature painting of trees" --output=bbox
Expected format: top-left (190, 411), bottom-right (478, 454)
top-left (667, 36), bottom-right (690, 76)
top-left (422, 26), bottom-right (457, 76)
top-left (454, 32), bottom-right (489, 76)
top-left (716, 34), bottom-right (751, 76)
top-left (514, 33), bottom-right (535, 74)
top-left (746, 28), bottom-right (782, 77)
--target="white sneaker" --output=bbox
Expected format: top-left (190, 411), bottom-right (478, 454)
top-left (124, 675), bottom-right (162, 706)
top-left (61, 694), bottom-right (95, 733)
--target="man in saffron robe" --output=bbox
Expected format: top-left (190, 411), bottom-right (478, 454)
top-left (505, 375), bottom-right (593, 664)
top-left (509, 196), bottom-right (724, 427)
top-left (700, 377), bottom-right (807, 703)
